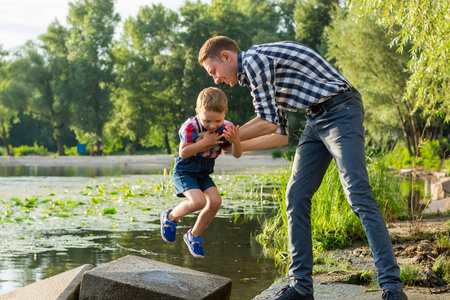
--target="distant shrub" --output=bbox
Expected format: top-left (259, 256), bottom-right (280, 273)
top-left (384, 143), bottom-right (413, 169)
top-left (385, 140), bottom-right (444, 171)
top-left (271, 148), bottom-right (283, 158)
top-left (64, 146), bottom-right (79, 156)
top-left (418, 140), bottom-right (442, 170)
top-left (13, 144), bottom-right (49, 156)
top-left (0, 147), bottom-right (6, 156)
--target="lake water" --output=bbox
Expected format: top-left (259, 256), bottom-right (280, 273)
top-left (0, 166), bottom-right (282, 300)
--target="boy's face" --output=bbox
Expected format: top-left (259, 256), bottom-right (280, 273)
top-left (196, 108), bottom-right (227, 132)
top-left (202, 52), bottom-right (238, 86)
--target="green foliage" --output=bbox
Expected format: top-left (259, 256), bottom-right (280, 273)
top-left (434, 255), bottom-right (450, 284)
top-left (13, 144), bottom-right (49, 156)
top-left (385, 140), bottom-right (445, 171)
top-left (325, 8), bottom-right (425, 152)
top-left (270, 148), bottom-right (283, 158)
top-left (257, 153), bottom-right (408, 273)
top-left (417, 140), bottom-right (442, 171)
top-left (0, 147), bottom-right (6, 156)
top-left (384, 144), bottom-right (414, 169)
top-left (3, 0), bottom-right (450, 156)
top-left (294, 0), bottom-right (338, 54)
top-left (349, 0), bottom-right (450, 121)
top-left (64, 146), bottom-right (79, 156)
top-left (399, 264), bottom-right (422, 286)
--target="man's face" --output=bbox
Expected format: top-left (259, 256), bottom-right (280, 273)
top-left (202, 55), bottom-right (238, 86)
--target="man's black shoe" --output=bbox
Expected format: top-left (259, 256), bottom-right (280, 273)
top-left (382, 290), bottom-right (408, 300)
top-left (273, 285), bottom-right (314, 300)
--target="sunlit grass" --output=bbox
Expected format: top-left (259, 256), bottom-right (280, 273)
top-left (256, 153), bottom-right (409, 275)
top-left (400, 264), bottom-right (422, 286)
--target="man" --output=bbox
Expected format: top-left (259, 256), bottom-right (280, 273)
top-left (199, 36), bottom-right (406, 300)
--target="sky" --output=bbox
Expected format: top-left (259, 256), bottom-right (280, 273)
top-left (0, 0), bottom-right (201, 50)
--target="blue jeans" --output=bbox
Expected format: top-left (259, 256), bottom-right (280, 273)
top-left (172, 156), bottom-right (216, 197)
top-left (286, 93), bottom-right (403, 294)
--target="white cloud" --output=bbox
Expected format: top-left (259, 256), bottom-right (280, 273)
top-left (0, 0), bottom-right (195, 50)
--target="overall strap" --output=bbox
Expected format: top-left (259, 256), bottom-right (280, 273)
top-left (194, 116), bottom-right (204, 133)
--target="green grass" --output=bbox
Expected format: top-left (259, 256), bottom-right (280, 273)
top-left (433, 255), bottom-right (450, 284)
top-left (256, 153), bottom-right (409, 275)
top-left (400, 264), bottom-right (422, 286)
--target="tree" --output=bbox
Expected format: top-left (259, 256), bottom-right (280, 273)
top-left (326, 9), bottom-right (423, 153)
top-left (294, 0), bottom-right (341, 54)
top-left (66, 0), bottom-right (120, 155)
top-left (112, 4), bottom-right (181, 154)
top-left (0, 47), bottom-right (18, 155)
top-left (6, 21), bottom-right (73, 156)
top-left (349, 0), bottom-right (450, 121)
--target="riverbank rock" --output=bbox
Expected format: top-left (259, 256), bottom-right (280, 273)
top-left (431, 178), bottom-right (450, 201)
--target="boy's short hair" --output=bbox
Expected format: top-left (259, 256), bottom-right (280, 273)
top-left (198, 36), bottom-right (240, 65)
top-left (196, 87), bottom-right (228, 113)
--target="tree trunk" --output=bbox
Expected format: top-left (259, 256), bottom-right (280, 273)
top-left (129, 139), bottom-right (139, 155)
top-left (56, 134), bottom-right (66, 156)
top-left (1, 124), bottom-right (12, 156)
top-left (96, 139), bottom-right (103, 156)
top-left (164, 132), bottom-right (171, 154)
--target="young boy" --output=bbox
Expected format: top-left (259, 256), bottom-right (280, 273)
top-left (160, 87), bottom-right (242, 258)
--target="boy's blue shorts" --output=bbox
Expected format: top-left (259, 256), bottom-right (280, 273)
top-left (172, 156), bottom-right (216, 197)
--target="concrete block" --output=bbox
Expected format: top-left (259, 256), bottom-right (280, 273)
top-left (431, 178), bottom-right (450, 200)
top-left (0, 264), bottom-right (94, 300)
top-left (79, 255), bottom-right (232, 300)
top-left (425, 197), bottom-right (450, 214)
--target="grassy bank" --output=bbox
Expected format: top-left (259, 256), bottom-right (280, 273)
top-left (256, 154), bottom-right (409, 274)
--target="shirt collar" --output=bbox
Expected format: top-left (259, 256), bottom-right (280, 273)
top-left (237, 51), bottom-right (250, 87)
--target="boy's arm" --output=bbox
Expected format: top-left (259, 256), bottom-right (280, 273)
top-left (222, 125), bottom-right (242, 158)
top-left (179, 131), bottom-right (221, 158)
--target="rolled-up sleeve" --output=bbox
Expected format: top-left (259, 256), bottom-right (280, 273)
top-left (244, 54), bottom-right (279, 125)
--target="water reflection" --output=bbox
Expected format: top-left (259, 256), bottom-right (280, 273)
top-left (0, 165), bottom-right (162, 177)
top-left (401, 177), bottom-right (425, 214)
top-left (0, 216), bottom-right (280, 300)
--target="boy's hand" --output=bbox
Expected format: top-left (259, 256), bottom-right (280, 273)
top-left (222, 124), bottom-right (240, 145)
top-left (200, 131), bottom-right (221, 148)
top-left (194, 132), bottom-right (206, 142)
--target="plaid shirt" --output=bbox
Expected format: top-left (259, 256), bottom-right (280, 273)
top-left (237, 41), bottom-right (351, 135)
top-left (179, 116), bottom-right (234, 158)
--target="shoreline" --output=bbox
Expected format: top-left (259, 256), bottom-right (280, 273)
top-left (0, 152), bottom-right (290, 173)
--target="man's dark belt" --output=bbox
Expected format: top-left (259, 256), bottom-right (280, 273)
top-left (305, 87), bottom-right (359, 117)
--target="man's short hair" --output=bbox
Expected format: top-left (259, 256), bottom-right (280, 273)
top-left (196, 87), bottom-right (228, 113)
top-left (198, 36), bottom-right (240, 65)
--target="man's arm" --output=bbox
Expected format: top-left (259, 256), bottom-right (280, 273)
top-left (241, 133), bottom-right (289, 152)
top-left (239, 117), bottom-right (277, 141)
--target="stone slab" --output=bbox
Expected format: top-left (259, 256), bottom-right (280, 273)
top-left (253, 278), bottom-right (450, 299)
top-left (79, 255), bottom-right (232, 300)
top-left (0, 264), bottom-right (94, 300)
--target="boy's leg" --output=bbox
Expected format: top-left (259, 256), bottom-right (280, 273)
top-left (191, 186), bottom-right (222, 237)
top-left (161, 189), bottom-right (206, 243)
top-left (170, 189), bottom-right (207, 222)
top-left (182, 187), bottom-right (221, 258)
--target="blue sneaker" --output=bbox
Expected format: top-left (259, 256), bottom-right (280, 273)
top-left (183, 229), bottom-right (204, 258)
top-left (160, 209), bottom-right (177, 243)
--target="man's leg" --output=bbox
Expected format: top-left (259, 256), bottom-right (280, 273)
top-left (319, 96), bottom-right (403, 291)
top-left (286, 124), bottom-right (333, 295)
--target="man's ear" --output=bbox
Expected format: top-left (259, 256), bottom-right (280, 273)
top-left (221, 50), bottom-right (232, 62)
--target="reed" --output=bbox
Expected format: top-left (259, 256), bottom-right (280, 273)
top-left (257, 153), bottom-right (408, 274)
